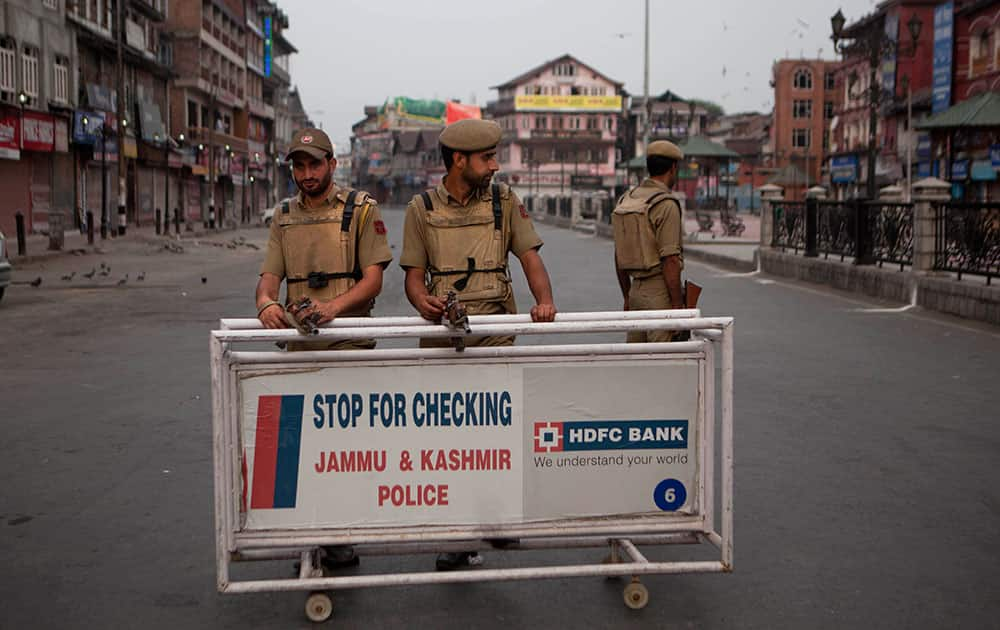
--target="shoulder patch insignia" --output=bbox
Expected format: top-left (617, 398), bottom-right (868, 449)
top-left (519, 204), bottom-right (529, 219)
top-left (374, 220), bottom-right (387, 235)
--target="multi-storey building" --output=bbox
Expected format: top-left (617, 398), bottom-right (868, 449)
top-left (486, 54), bottom-right (623, 199)
top-left (165, 0), bottom-right (297, 224)
top-left (927, 0), bottom-right (1000, 200)
top-left (771, 58), bottom-right (838, 200)
top-left (827, 2), bottom-right (937, 200)
top-left (623, 90), bottom-right (711, 162)
top-left (0, 0), bottom-right (78, 236)
top-left (350, 98), bottom-right (447, 203)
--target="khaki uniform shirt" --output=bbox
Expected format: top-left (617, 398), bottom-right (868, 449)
top-left (260, 185), bottom-right (393, 279)
top-left (400, 181), bottom-right (542, 271)
top-left (637, 178), bottom-right (684, 264)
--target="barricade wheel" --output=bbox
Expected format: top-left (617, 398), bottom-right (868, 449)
top-left (623, 581), bottom-right (649, 610)
top-left (305, 592), bottom-right (334, 623)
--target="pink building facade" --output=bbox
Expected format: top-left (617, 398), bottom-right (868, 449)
top-left (487, 54), bottom-right (623, 199)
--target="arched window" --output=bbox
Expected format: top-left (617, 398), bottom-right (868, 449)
top-left (793, 68), bottom-right (813, 90)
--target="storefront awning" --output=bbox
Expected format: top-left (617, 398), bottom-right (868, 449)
top-left (916, 91), bottom-right (1000, 130)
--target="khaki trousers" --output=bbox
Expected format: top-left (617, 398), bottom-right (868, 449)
top-left (626, 275), bottom-right (677, 344)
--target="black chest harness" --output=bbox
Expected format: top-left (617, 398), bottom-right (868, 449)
top-left (421, 183), bottom-right (506, 291)
top-left (284, 190), bottom-right (364, 289)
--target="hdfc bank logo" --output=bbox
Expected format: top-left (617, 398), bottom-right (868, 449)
top-left (533, 422), bottom-right (564, 452)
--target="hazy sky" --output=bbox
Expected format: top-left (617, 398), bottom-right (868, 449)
top-left (281, 0), bottom-right (878, 151)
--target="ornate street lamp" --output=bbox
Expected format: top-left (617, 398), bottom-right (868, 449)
top-left (831, 9), bottom-right (922, 199)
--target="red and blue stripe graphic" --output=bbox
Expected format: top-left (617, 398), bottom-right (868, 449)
top-left (250, 395), bottom-right (304, 509)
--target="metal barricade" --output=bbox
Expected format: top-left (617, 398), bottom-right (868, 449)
top-left (210, 310), bottom-right (734, 622)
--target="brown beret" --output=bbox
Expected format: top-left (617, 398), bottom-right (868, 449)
top-left (439, 119), bottom-right (502, 152)
top-left (646, 140), bottom-right (684, 160)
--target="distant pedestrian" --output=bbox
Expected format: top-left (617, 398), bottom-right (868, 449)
top-left (612, 140), bottom-right (686, 343)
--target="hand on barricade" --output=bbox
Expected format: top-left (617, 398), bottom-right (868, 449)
top-left (531, 302), bottom-right (557, 322)
top-left (291, 298), bottom-right (340, 326)
top-left (415, 295), bottom-right (447, 322)
top-left (258, 302), bottom-right (287, 329)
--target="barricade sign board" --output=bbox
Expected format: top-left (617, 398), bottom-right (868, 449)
top-left (238, 356), bottom-right (702, 530)
top-left (211, 311), bottom-right (734, 621)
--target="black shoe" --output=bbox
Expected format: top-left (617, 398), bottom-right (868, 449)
top-left (435, 551), bottom-right (482, 571)
top-left (321, 545), bottom-right (360, 570)
top-left (484, 537), bottom-right (519, 549)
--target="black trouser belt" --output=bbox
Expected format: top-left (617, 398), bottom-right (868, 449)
top-left (288, 271), bottom-right (361, 289)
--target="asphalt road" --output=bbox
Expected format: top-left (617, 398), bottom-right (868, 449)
top-left (2, 207), bottom-right (999, 629)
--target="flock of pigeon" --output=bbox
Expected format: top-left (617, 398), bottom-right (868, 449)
top-left (14, 236), bottom-right (256, 289)
top-left (17, 262), bottom-right (146, 289)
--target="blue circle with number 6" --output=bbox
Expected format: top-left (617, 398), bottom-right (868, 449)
top-left (653, 479), bottom-right (687, 511)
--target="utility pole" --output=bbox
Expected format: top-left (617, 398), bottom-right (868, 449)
top-left (866, 41), bottom-right (879, 200)
top-left (905, 75), bottom-right (913, 202)
top-left (115, 0), bottom-right (127, 235)
top-left (642, 0), bottom-right (651, 150)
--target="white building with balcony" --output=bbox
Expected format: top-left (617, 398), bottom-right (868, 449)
top-left (487, 54), bottom-right (623, 199)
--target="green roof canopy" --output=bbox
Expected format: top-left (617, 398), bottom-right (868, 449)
top-left (676, 135), bottom-right (740, 159)
top-left (619, 135), bottom-right (739, 170)
top-left (917, 91), bottom-right (1000, 130)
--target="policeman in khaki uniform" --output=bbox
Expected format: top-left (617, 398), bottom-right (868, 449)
top-left (400, 119), bottom-right (556, 571)
top-left (255, 127), bottom-right (391, 570)
top-left (256, 127), bottom-right (393, 352)
top-left (401, 119), bottom-right (557, 349)
top-left (613, 140), bottom-right (686, 343)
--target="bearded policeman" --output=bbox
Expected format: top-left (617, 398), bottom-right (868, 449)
top-left (612, 140), bottom-right (686, 343)
top-left (401, 118), bottom-right (557, 348)
top-left (255, 127), bottom-right (392, 350)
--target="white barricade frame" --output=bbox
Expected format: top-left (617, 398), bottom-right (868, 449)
top-left (210, 310), bottom-right (733, 621)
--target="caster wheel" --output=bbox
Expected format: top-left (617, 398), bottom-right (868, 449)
top-left (623, 581), bottom-right (649, 610)
top-left (305, 592), bottom-right (333, 623)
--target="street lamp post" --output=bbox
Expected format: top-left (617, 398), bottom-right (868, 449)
top-left (17, 90), bottom-right (27, 150)
top-left (901, 74), bottom-right (913, 202)
top-left (99, 122), bottom-right (110, 239)
top-left (249, 174), bottom-right (256, 223)
top-left (831, 9), bottom-right (922, 200)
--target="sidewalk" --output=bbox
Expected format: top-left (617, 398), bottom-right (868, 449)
top-left (10, 221), bottom-right (246, 264)
top-left (572, 211), bottom-right (761, 273)
top-left (681, 211), bottom-right (760, 272)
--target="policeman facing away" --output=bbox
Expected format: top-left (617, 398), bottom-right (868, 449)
top-left (400, 119), bottom-right (556, 569)
top-left (255, 127), bottom-right (392, 351)
top-left (612, 140), bottom-right (686, 343)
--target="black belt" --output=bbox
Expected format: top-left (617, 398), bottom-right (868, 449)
top-left (287, 270), bottom-right (361, 289)
top-left (430, 257), bottom-right (506, 291)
